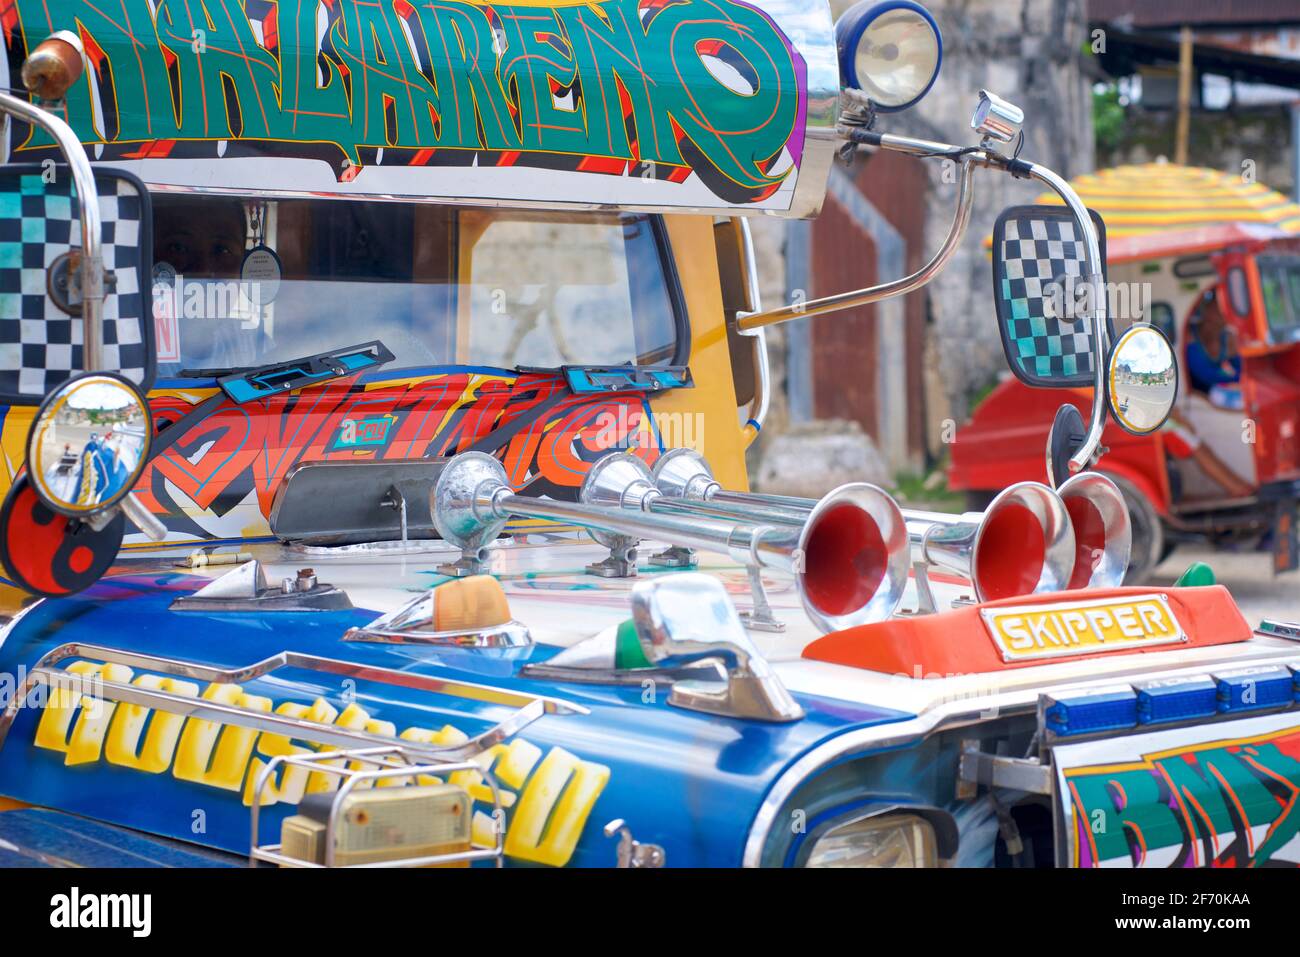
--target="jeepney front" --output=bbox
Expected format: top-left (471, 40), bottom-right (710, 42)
top-left (0, 0), bottom-right (1296, 871)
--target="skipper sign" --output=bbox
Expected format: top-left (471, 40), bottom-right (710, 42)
top-left (981, 594), bottom-right (1186, 662)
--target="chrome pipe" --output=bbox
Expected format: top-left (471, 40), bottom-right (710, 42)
top-left (827, 123), bottom-right (1112, 475)
top-left (1020, 161), bottom-right (1109, 475)
top-left (0, 85), bottom-right (103, 371)
top-left (735, 154), bottom-right (978, 332)
top-left (650, 447), bottom-right (825, 525)
top-left (431, 451), bottom-right (906, 633)
top-left (735, 218), bottom-right (770, 440)
top-left (647, 448), bottom-right (1089, 605)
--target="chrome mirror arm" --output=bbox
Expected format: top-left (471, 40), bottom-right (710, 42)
top-left (736, 146), bottom-right (979, 332)
top-left (734, 218), bottom-right (770, 443)
top-left (120, 493), bottom-right (168, 541)
top-left (0, 90), bottom-right (103, 370)
top-left (1015, 161), bottom-right (1109, 472)
top-left (779, 121), bottom-right (1112, 472)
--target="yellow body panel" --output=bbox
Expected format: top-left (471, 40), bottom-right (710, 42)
top-left (651, 215), bottom-right (748, 492)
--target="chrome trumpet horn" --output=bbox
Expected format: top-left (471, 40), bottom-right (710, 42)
top-left (646, 448), bottom-right (1085, 608)
top-left (1057, 472), bottom-right (1132, 590)
top-left (429, 451), bottom-right (907, 634)
top-left (580, 450), bottom-right (910, 632)
top-left (906, 482), bottom-right (1076, 603)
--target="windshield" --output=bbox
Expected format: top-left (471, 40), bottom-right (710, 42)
top-left (1257, 255), bottom-right (1300, 345)
top-left (150, 197), bottom-right (682, 377)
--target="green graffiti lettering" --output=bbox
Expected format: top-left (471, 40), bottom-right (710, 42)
top-left (280, 0), bottom-right (355, 154)
top-left (1071, 734), bottom-right (1300, 867)
top-left (330, 0), bottom-right (440, 149)
top-left (642, 0), bottom-right (798, 191)
top-left (155, 0), bottom-right (285, 140)
top-left (410, 2), bottom-right (522, 150)
top-left (1243, 743), bottom-right (1300, 866)
top-left (6, 0), bottom-right (803, 201)
top-left (1071, 770), bottom-right (1185, 865)
top-left (1156, 747), bottom-right (1278, 844)
top-left (555, 0), bottom-right (681, 165)
top-left (496, 6), bottom-right (589, 155)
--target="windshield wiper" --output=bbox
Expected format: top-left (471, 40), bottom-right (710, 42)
top-left (516, 363), bottom-right (692, 394)
top-left (209, 341), bottom-right (395, 403)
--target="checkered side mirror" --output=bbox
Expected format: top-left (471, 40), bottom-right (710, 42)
top-left (0, 166), bottom-right (154, 403)
top-left (991, 204), bottom-right (1111, 389)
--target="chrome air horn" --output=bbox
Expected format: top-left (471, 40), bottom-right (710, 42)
top-left (1057, 472), bottom-right (1132, 589)
top-left (905, 483), bottom-right (1075, 605)
top-left (646, 448), bottom-right (1084, 609)
top-left (430, 451), bottom-right (906, 634)
top-left (579, 451), bottom-right (910, 632)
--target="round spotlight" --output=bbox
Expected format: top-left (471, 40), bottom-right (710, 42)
top-left (836, 1), bottom-right (942, 112)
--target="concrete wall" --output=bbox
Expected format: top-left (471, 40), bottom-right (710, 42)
top-left (1099, 104), bottom-right (1296, 198)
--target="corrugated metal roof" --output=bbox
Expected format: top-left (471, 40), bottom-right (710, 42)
top-left (1089, 0), bottom-right (1300, 28)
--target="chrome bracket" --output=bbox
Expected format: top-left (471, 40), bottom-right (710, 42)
top-left (437, 552), bottom-right (492, 578)
top-left (737, 564), bottom-right (785, 633)
top-left (956, 740), bottom-right (1052, 798)
top-left (647, 544), bottom-right (696, 569)
top-left (912, 560), bottom-right (938, 616)
top-left (603, 819), bottom-right (665, 868)
top-left (586, 537), bottom-right (638, 578)
top-left (170, 560), bottom-right (353, 612)
top-left (379, 484), bottom-right (409, 546)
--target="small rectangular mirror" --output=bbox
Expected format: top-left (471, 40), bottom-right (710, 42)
top-left (0, 166), bottom-right (154, 402)
top-left (991, 204), bottom-right (1111, 388)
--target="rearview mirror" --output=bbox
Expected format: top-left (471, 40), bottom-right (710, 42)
top-left (991, 204), bottom-right (1111, 388)
top-left (1105, 323), bottom-right (1177, 435)
top-left (0, 166), bottom-right (154, 403)
top-left (27, 371), bottom-right (151, 516)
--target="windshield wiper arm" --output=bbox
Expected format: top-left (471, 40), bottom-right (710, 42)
top-left (215, 341), bottom-right (395, 403)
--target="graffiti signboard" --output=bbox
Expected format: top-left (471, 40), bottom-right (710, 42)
top-left (0, 0), bottom-right (838, 216)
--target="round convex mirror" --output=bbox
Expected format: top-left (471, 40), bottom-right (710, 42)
top-left (26, 372), bottom-right (152, 515)
top-left (1106, 324), bottom-right (1178, 435)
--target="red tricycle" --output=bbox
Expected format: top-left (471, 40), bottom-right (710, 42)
top-left (953, 217), bottom-right (1300, 581)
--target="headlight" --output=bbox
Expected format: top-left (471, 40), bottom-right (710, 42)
top-left (805, 813), bottom-right (937, 868)
top-left (835, 1), bottom-right (942, 113)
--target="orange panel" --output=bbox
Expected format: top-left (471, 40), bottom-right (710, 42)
top-left (803, 585), bottom-right (1251, 675)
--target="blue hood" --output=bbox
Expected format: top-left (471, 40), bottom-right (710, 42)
top-left (0, 572), bottom-right (911, 866)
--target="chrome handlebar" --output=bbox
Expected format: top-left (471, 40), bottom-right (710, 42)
top-left (1018, 160), bottom-right (1109, 472)
top-left (0, 90), bottom-right (103, 369)
top-left (816, 126), bottom-right (1110, 472)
